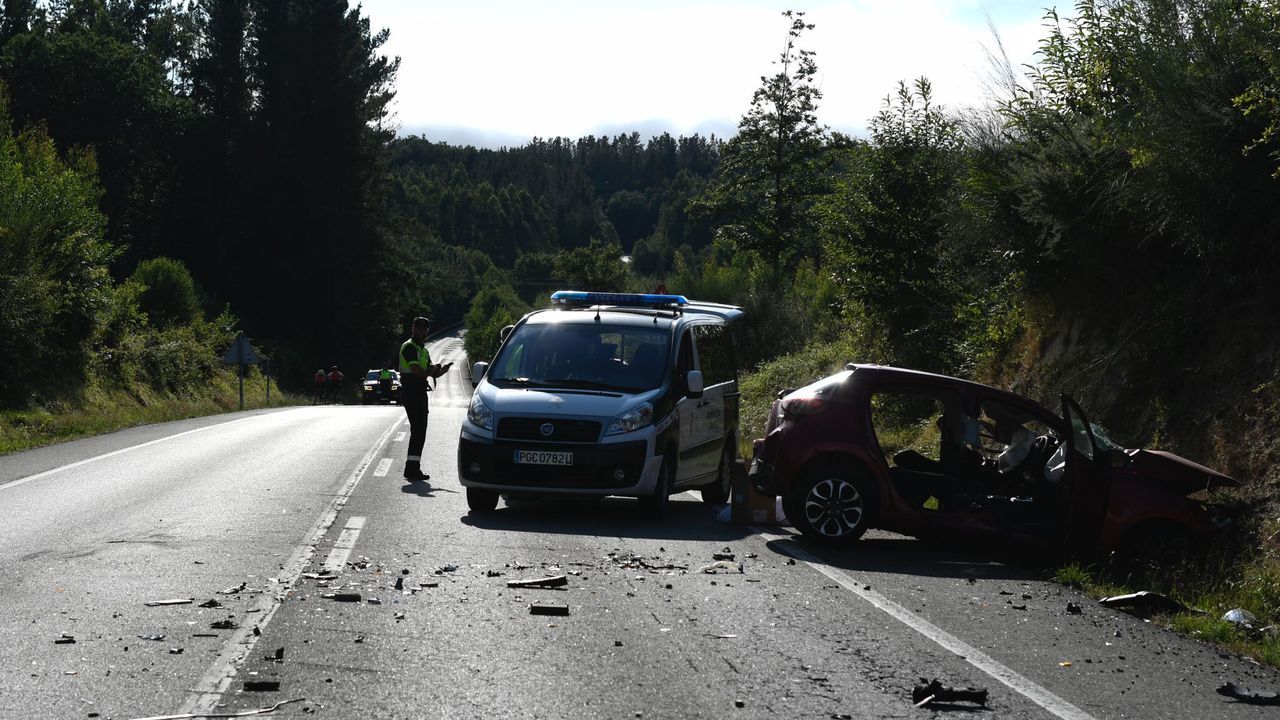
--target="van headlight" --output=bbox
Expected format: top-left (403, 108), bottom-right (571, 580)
top-left (606, 403), bottom-right (652, 435)
top-left (468, 394), bottom-right (494, 430)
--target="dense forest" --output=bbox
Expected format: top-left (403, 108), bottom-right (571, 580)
top-left (4, 0), bottom-right (1280, 500)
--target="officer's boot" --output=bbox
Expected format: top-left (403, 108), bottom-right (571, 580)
top-left (403, 461), bottom-right (429, 481)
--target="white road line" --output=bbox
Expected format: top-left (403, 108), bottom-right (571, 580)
top-left (394, 432), bottom-right (406, 442)
top-left (757, 532), bottom-right (1097, 720)
top-left (373, 458), bottom-right (393, 477)
top-left (178, 416), bottom-right (401, 716)
top-left (0, 412), bottom-right (292, 493)
top-left (321, 516), bottom-right (367, 573)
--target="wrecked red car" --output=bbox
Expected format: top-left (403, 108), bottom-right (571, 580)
top-left (749, 364), bottom-right (1237, 555)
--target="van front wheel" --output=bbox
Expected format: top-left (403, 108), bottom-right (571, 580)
top-left (701, 442), bottom-right (734, 504)
top-left (639, 455), bottom-right (673, 519)
top-left (466, 488), bottom-right (499, 514)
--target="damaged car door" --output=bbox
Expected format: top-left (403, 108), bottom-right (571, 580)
top-left (1060, 395), bottom-right (1111, 553)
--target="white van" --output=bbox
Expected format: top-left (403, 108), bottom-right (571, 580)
top-left (458, 291), bottom-right (743, 516)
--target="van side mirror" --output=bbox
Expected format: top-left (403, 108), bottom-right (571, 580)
top-left (499, 324), bottom-right (515, 342)
top-left (686, 370), bottom-right (704, 398)
top-left (471, 361), bottom-right (489, 384)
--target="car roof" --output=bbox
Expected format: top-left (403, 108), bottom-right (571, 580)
top-left (846, 363), bottom-right (1056, 415)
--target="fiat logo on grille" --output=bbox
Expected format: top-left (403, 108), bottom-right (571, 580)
top-left (540, 423), bottom-right (554, 437)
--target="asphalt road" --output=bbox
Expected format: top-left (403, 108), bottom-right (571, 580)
top-left (3, 332), bottom-right (1278, 719)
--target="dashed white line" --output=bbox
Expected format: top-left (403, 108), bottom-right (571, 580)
top-left (322, 516), bottom-right (367, 573)
top-left (178, 416), bottom-right (400, 716)
top-left (757, 532), bottom-right (1098, 720)
top-left (373, 458), bottom-right (393, 476)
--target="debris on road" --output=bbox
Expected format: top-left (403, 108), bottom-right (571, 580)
top-left (1066, 602), bottom-right (1083, 615)
top-left (529, 601), bottom-right (570, 616)
top-left (169, 648), bottom-right (183, 655)
top-left (699, 560), bottom-right (741, 574)
top-left (219, 582), bottom-right (248, 595)
top-left (144, 598), bottom-right (194, 607)
top-left (367, 597), bottom-right (383, 605)
top-left (124, 697), bottom-right (305, 720)
top-left (243, 680), bottom-right (281, 692)
top-left (1098, 591), bottom-right (1193, 616)
top-left (321, 593), bottom-right (362, 602)
top-left (265, 647), bottom-right (284, 662)
top-left (506, 575), bottom-right (568, 589)
top-left (486, 569), bottom-right (504, 577)
top-left (138, 634), bottom-right (166, 641)
top-left (713, 550), bottom-right (735, 561)
top-left (394, 577), bottom-right (404, 590)
top-left (435, 564), bottom-right (458, 574)
top-left (911, 679), bottom-right (988, 708)
top-left (198, 599), bottom-right (222, 608)
top-left (54, 634), bottom-right (76, 644)
top-left (1217, 682), bottom-right (1280, 705)
top-left (210, 619), bottom-right (237, 630)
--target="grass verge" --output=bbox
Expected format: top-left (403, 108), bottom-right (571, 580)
top-left (0, 368), bottom-right (301, 455)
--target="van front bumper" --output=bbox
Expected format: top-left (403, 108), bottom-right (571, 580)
top-left (458, 432), bottom-right (660, 496)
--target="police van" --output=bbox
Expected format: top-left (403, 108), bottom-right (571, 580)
top-left (458, 291), bottom-right (743, 515)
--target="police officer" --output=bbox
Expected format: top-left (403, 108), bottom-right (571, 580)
top-left (400, 317), bottom-right (451, 480)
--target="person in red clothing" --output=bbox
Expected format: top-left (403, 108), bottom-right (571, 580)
top-left (326, 366), bottom-right (344, 403)
top-left (313, 369), bottom-right (326, 404)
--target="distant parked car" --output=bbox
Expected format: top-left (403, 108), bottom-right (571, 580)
top-left (749, 364), bottom-right (1237, 558)
top-left (361, 369), bottom-right (400, 405)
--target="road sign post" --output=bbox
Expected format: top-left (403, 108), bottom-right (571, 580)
top-left (221, 332), bottom-right (260, 411)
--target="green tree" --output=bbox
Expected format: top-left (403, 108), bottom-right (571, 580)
top-left (695, 10), bottom-right (829, 263)
top-left (0, 87), bottom-right (113, 406)
top-left (554, 238), bottom-right (628, 291)
top-left (463, 268), bottom-right (528, 364)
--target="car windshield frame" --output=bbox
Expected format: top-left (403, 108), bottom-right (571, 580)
top-left (488, 320), bottom-right (671, 393)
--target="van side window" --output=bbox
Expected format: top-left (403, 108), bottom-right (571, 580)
top-left (692, 324), bottom-right (734, 386)
top-left (676, 329), bottom-right (695, 392)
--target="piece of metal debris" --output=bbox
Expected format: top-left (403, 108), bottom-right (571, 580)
top-left (698, 560), bottom-right (740, 574)
top-left (1066, 602), bottom-right (1083, 615)
top-left (1098, 591), bottom-right (1193, 615)
top-left (138, 634), bottom-right (166, 641)
top-left (124, 697), bottom-right (304, 720)
top-left (54, 634), bottom-right (76, 645)
top-left (321, 593), bottom-right (362, 602)
top-left (506, 575), bottom-right (568, 589)
top-left (198, 599), bottom-right (222, 609)
top-left (144, 598), bottom-right (194, 607)
top-left (1223, 608), bottom-right (1258, 628)
top-left (243, 680), bottom-right (281, 692)
top-left (1218, 682), bottom-right (1280, 705)
top-left (219, 582), bottom-right (248, 595)
top-left (169, 648), bottom-right (183, 655)
top-left (210, 620), bottom-right (237, 630)
top-left (911, 679), bottom-right (988, 707)
top-left (529, 601), bottom-right (570, 616)
top-left (713, 552), bottom-right (735, 561)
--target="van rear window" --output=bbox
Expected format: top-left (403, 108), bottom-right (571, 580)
top-left (490, 324), bottom-right (670, 392)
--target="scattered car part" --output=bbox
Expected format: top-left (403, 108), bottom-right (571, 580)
top-left (1217, 682), bottom-right (1280, 705)
top-left (912, 679), bottom-right (988, 707)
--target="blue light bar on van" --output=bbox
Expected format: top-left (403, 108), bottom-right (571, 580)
top-left (550, 290), bottom-right (688, 309)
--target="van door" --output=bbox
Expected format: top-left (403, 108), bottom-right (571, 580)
top-left (688, 323), bottom-right (732, 479)
top-left (674, 329), bottom-right (704, 485)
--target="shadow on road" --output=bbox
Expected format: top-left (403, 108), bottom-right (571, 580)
top-left (761, 531), bottom-right (1041, 583)
top-left (460, 495), bottom-right (754, 542)
top-left (400, 479), bottom-right (459, 497)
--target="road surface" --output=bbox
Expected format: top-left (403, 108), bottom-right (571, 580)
top-left (1, 331), bottom-right (1275, 719)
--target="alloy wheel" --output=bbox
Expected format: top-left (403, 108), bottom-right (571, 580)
top-left (803, 477), bottom-right (864, 538)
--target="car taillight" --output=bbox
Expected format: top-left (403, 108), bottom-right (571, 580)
top-left (781, 395), bottom-right (827, 417)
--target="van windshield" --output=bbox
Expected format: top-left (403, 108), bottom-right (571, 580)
top-left (489, 322), bottom-right (670, 393)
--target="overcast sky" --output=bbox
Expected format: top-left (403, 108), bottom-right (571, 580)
top-left (360, 1), bottom-right (1059, 148)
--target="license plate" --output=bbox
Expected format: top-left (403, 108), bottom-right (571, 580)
top-left (513, 449), bottom-right (573, 466)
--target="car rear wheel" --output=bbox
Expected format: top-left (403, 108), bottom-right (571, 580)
top-left (639, 454), bottom-right (673, 519)
top-left (701, 441), bottom-right (734, 504)
top-left (791, 466), bottom-right (874, 546)
top-left (466, 488), bottom-right (499, 514)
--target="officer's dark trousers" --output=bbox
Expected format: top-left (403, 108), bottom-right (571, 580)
top-left (402, 389), bottom-right (429, 462)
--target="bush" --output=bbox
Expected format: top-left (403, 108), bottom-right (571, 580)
top-left (131, 257), bottom-right (201, 328)
top-left (463, 269), bottom-right (529, 365)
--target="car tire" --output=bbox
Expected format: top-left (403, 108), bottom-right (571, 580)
top-left (466, 488), bottom-right (499, 514)
top-left (791, 465), bottom-right (875, 546)
top-left (639, 454), bottom-right (673, 519)
top-left (700, 440), bottom-right (735, 504)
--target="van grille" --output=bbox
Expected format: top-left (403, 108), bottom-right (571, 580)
top-left (497, 417), bottom-right (601, 443)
